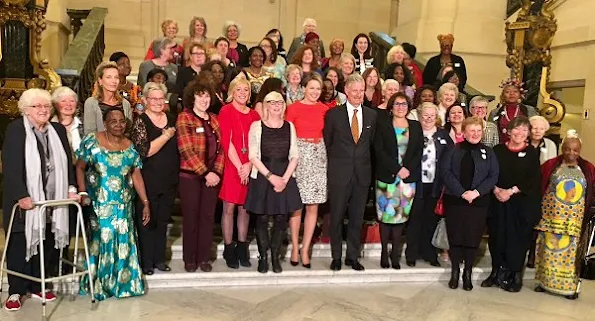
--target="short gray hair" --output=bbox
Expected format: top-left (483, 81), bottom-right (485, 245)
top-left (529, 115), bottom-right (550, 131)
top-left (303, 18), bottom-right (317, 28)
top-left (51, 86), bottom-right (78, 105)
top-left (344, 73), bottom-right (364, 89)
top-left (18, 88), bottom-right (52, 115)
top-left (438, 83), bottom-right (459, 102)
top-left (152, 37), bottom-right (175, 58)
top-left (222, 20), bottom-right (241, 38)
top-left (142, 82), bottom-right (168, 97)
top-left (382, 79), bottom-right (399, 91)
top-left (468, 95), bottom-right (489, 109)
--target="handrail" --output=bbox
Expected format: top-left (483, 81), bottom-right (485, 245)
top-left (369, 32), bottom-right (495, 101)
top-left (56, 7), bottom-right (108, 104)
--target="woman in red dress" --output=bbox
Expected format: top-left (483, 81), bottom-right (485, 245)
top-left (218, 77), bottom-right (261, 269)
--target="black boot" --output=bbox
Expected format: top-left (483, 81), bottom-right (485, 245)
top-left (480, 267), bottom-right (500, 288)
top-left (503, 272), bottom-right (523, 292)
top-left (448, 267), bottom-right (460, 289)
top-left (380, 247), bottom-right (389, 269)
top-left (497, 267), bottom-right (512, 288)
top-left (236, 241), bottom-right (252, 267)
top-left (462, 269), bottom-right (473, 291)
top-left (255, 224), bottom-right (270, 273)
top-left (223, 243), bottom-right (239, 269)
top-left (271, 228), bottom-right (284, 273)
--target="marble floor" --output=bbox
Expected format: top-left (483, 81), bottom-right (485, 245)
top-left (1, 280), bottom-right (594, 321)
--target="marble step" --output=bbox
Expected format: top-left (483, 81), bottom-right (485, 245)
top-left (145, 257), bottom-right (534, 289)
top-left (168, 240), bottom-right (491, 260)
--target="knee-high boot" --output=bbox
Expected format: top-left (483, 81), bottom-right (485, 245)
top-left (271, 227), bottom-right (284, 273)
top-left (256, 220), bottom-right (270, 273)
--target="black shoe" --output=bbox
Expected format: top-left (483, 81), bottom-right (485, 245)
top-left (380, 249), bottom-right (390, 269)
top-left (497, 267), bottom-right (512, 288)
top-left (503, 272), bottom-right (522, 292)
top-left (302, 263), bottom-right (311, 269)
top-left (406, 260), bottom-right (416, 267)
top-left (236, 241), bottom-right (252, 268)
top-left (392, 262), bottom-right (401, 270)
top-left (330, 259), bottom-right (342, 271)
top-left (526, 262), bottom-right (535, 269)
top-left (448, 267), bottom-right (460, 289)
top-left (427, 260), bottom-right (440, 267)
top-left (345, 259), bottom-right (365, 271)
top-left (143, 268), bottom-right (154, 275)
top-left (481, 267), bottom-right (500, 288)
top-left (462, 269), bottom-right (473, 291)
top-left (565, 293), bottom-right (579, 300)
top-left (257, 256), bottom-right (269, 273)
top-left (290, 260), bottom-right (299, 266)
top-left (223, 243), bottom-right (239, 269)
top-left (534, 285), bottom-right (545, 292)
top-left (154, 263), bottom-right (171, 272)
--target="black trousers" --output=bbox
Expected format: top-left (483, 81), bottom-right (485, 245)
top-left (488, 199), bottom-right (534, 272)
top-left (405, 183), bottom-right (439, 262)
top-left (329, 178), bottom-right (368, 261)
top-left (6, 229), bottom-right (56, 295)
top-left (135, 188), bottom-right (177, 269)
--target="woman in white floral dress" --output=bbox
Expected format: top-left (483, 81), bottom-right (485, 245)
top-left (76, 108), bottom-right (151, 300)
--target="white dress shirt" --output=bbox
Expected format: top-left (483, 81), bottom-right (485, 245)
top-left (346, 101), bottom-right (363, 136)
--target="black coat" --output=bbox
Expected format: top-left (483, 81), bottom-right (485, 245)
top-left (323, 104), bottom-right (377, 187)
top-left (373, 114), bottom-right (423, 185)
top-left (422, 53), bottom-right (467, 90)
top-left (236, 42), bottom-right (249, 67)
top-left (427, 129), bottom-right (454, 198)
top-left (2, 118), bottom-right (76, 232)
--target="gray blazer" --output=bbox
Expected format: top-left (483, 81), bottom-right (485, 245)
top-left (83, 97), bottom-right (132, 135)
top-left (287, 36), bottom-right (326, 62)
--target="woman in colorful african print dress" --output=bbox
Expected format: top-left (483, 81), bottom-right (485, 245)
top-left (535, 131), bottom-right (595, 300)
top-left (76, 108), bottom-right (151, 301)
top-left (374, 92), bottom-right (422, 269)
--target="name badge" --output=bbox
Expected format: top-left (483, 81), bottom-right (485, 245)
top-left (481, 154), bottom-right (487, 160)
top-left (454, 63), bottom-right (461, 68)
top-left (439, 139), bottom-right (447, 145)
top-left (480, 148), bottom-right (486, 154)
top-left (366, 125), bottom-right (371, 129)
top-left (518, 152), bottom-right (526, 158)
top-left (196, 127), bottom-right (205, 133)
top-left (91, 147), bottom-right (100, 155)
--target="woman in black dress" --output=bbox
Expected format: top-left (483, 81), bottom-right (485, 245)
top-left (482, 116), bottom-right (541, 292)
top-left (244, 91), bottom-right (302, 273)
top-left (131, 82), bottom-right (180, 275)
top-left (440, 116), bottom-right (499, 291)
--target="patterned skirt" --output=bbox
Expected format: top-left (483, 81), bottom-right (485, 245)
top-left (375, 179), bottom-right (416, 224)
top-left (295, 139), bottom-right (327, 204)
top-left (535, 231), bottom-right (580, 295)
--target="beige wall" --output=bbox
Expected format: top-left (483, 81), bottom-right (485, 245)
top-left (394, 0), bottom-right (509, 97)
top-left (64, 0), bottom-right (392, 72)
top-left (41, 0), bottom-right (71, 69)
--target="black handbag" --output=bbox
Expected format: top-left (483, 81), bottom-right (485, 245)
top-left (580, 218), bottom-right (595, 280)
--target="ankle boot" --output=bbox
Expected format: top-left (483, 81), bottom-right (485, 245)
top-left (255, 224), bottom-right (270, 273)
top-left (503, 272), bottom-right (523, 292)
top-left (236, 241), bottom-right (252, 267)
top-left (462, 269), bottom-right (473, 291)
top-left (223, 242), bottom-right (239, 269)
top-left (271, 228), bottom-right (284, 273)
top-left (480, 267), bottom-right (500, 288)
top-left (448, 267), bottom-right (460, 289)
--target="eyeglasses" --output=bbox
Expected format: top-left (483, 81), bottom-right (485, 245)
top-left (265, 100), bottom-right (284, 106)
top-left (29, 104), bottom-right (52, 110)
top-left (393, 102), bottom-right (408, 108)
top-left (471, 105), bottom-right (487, 110)
top-left (191, 52), bottom-right (205, 56)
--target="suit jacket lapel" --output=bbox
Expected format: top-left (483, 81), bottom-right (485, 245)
top-left (340, 105), bottom-right (356, 145)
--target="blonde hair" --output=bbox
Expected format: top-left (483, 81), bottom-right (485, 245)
top-left (161, 19), bottom-right (178, 36)
top-left (189, 17), bottom-right (208, 38)
top-left (226, 77), bottom-right (251, 103)
top-left (142, 81), bottom-right (168, 98)
top-left (93, 61), bottom-right (122, 103)
top-left (462, 116), bottom-right (485, 131)
top-left (438, 83), bottom-right (459, 104)
top-left (261, 91), bottom-right (286, 120)
top-left (529, 115), bottom-right (550, 131)
top-left (222, 20), bottom-right (241, 38)
top-left (386, 45), bottom-right (405, 64)
top-left (340, 53), bottom-right (356, 66)
top-left (18, 88), bottom-right (52, 115)
top-left (302, 18), bottom-right (317, 28)
top-left (284, 64), bottom-right (303, 81)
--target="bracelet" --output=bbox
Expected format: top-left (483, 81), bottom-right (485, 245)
top-left (142, 199), bottom-right (149, 204)
top-left (265, 171), bottom-right (273, 179)
top-left (78, 192), bottom-right (88, 196)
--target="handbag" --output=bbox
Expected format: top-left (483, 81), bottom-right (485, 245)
top-left (434, 188), bottom-right (445, 216)
top-left (361, 222), bottom-right (381, 243)
top-left (432, 218), bottom-right (449, 250)
top-left (580, 218), bottom-right (595, 279)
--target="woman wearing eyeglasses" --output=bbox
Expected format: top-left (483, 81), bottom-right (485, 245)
top-left (131, 82), bottom-right (179, 275)
top-left (374, 92), bottom-right (423, 269)
top-left (176, 43), bottom-right (207, 97)
top-left (244, 91), bottom-right (302, 273)
top-left (468, 96), bottom-right (499, 148)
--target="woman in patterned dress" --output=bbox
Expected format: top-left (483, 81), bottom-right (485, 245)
top-left (76, 107), bottom-right (150, 301)
top-left (534, 131), bottom-right (595, 300)
top-left (373, 92), bottom-right (423, 269)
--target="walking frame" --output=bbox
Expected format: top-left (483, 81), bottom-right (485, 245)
top-left (0, 199), bottom-right (96, 321)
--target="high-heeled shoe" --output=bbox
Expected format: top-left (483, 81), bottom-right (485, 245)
top-left (300, 248), bottom-right (311, 269)
top-left (290, 248), bottom-right (299, 266)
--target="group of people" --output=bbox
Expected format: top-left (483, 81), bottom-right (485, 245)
top-left (2, 16), bottom-right (594, 313)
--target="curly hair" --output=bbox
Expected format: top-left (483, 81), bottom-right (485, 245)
top-left (182, 80), bottom-right (212, 109)
top-left (290, 45), bottom-right (320, 70)
top-left (384, 63), bottom-right (412, 87)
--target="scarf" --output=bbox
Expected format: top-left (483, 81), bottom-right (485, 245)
top-left (23, 116), bottom-right (69, 261)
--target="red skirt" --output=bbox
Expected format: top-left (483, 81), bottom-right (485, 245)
top-left (219, 158), bottom-right (248, 205)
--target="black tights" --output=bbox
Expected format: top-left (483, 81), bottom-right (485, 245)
top-left (380, 223), bottom-right (405, 260)
top-left (256, 215), bottom-right (287, 232)
top-left (449, 245), bottom-right (478, 270)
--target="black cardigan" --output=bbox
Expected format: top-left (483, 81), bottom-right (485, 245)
top-left (2, 118), bottom-right (76, 232)
top-left (373, 113), bottom-right (423, 184)
top-left (422, 53), bottom-right (467, 90)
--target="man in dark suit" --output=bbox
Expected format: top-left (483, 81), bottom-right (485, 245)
top-left (323, 74), bottom-right (377, 271)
